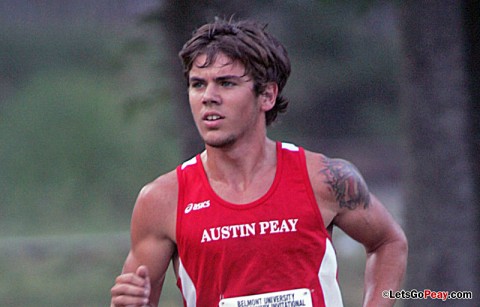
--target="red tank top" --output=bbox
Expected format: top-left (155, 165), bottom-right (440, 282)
top-left (176, 142), bottom-right (343, 307)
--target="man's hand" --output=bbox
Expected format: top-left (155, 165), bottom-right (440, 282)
top-left (111, 265), bottom-right (151, 307)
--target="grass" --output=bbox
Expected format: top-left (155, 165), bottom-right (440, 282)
top-left (1, 232), bottom-right (185, 306)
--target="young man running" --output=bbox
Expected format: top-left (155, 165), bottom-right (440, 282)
top-left (111, 18), bottom-right (407, 307)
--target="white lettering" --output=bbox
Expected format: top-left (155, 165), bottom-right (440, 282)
top-left (242, 223), bottom-right (256, 237)
top-left (201, 219), bottom-right (299, 243)
top-left (221, 226), bottom-right (231, 239)
top-left (287, 219), bottom-right (298, 231)
top-left (230, 225), bottom-right (240, 238)
top-left (210, 227), bottom-right (221, 241)
top-left (259, 221), bottom-right (270, 235)
top-left (269, 220), bottom-right (280, 233)
top-left (201, 223), bottom-right (256, 243)
top-left (185, 200), bottom-right (210, 214)
top-left (201, 229), bottom-right (211, 243)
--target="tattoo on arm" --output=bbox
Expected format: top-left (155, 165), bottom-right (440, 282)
top-left (320, 157), bottom-right (371, 210)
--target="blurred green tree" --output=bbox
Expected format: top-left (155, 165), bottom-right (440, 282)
top-left (0, 24), bottom-right (179, 235)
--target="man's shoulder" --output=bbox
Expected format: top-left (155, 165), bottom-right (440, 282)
top-left (303, 148), bottom-right (371, 211)
top-left (302, 148), bottom-right (328, 176)
top-left (303, 148), bottom-right (360, 178)
top-left (138, 169), bottom-right (178, 206)
top-left (129, 169), bottom-right (178, 247)
top-left (131, 169), bottom-right (178, 239)
top-left (302, 149), bottom-right (331, 192)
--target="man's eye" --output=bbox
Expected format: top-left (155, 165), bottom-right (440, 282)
top-left (221, 81), bottom-right (235, 87)
top-left (191, 82), bottom-right (204, 89)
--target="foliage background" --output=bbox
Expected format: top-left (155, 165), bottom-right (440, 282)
top-left (0, 1), bottom-right (425, 306)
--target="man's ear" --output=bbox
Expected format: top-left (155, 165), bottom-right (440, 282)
top-left (260, 82), bottom-right (278, 112)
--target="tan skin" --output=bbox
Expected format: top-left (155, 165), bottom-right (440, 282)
top-left (111, 53), bottom-right (408, 307)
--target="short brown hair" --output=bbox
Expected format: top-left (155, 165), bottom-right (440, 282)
top-left (179, 18), bottom-right (291, 126)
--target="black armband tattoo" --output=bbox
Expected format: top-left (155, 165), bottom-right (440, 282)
top-left (320, 157), bottom-right (371, 210)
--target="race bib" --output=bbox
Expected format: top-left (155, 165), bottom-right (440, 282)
top-left (219, 288), bottom-right (313, 307)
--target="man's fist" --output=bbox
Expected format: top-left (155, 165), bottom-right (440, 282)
top-left (111, 265), bottom-right (151, 307)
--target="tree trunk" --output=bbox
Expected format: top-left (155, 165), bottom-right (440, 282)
top-left (464, 0), bottom-right (480, 298)
top-left (399, 1), bottom-right (478, 305)
top-left (148, 0), bottom-right (207, 159)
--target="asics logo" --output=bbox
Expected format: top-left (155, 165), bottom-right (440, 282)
top-left (185, 200), bottom-right (210, 214)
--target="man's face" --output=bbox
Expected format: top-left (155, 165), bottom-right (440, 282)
top-left (188, 53), bottom-right (266, 148)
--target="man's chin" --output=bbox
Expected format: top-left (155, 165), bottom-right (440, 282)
top-left (204, 136), bottom-right (236, 148)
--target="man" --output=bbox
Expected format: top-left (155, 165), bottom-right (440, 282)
top-left (111, 19), bottom-right (407, 307)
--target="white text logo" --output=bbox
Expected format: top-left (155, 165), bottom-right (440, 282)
top-left (185, 200), bottom-right (211, 214)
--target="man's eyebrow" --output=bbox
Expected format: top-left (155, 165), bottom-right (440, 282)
top-left (215, 75), bottom-right (244, 81)
top-left (189, 76), bottom-right (204, 83)
top-left (189, 75), bottom-right (245, 83)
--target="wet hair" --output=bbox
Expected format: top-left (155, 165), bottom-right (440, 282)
top-left (179, 18), bottom-right (291, 126)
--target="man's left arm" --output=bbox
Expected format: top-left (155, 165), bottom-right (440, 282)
top-left (342, 194), bottom-right (408, 307)
top-left (322, 158), bottom-right (408, 307)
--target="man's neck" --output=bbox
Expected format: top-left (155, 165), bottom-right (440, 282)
top-left (201, 137), bottom-right (277, 192)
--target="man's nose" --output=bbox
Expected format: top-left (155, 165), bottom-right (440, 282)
top-left (202, 84), bottom-right (221, 105)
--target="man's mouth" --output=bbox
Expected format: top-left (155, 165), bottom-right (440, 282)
top-left (204, 114), bottom-right (223, 121)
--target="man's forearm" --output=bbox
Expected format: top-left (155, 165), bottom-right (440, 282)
top-left (363, 236), bottom-right (408, 307)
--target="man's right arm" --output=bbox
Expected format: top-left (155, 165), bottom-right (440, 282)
top-left (111, 171), bottom-right (178, 307)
